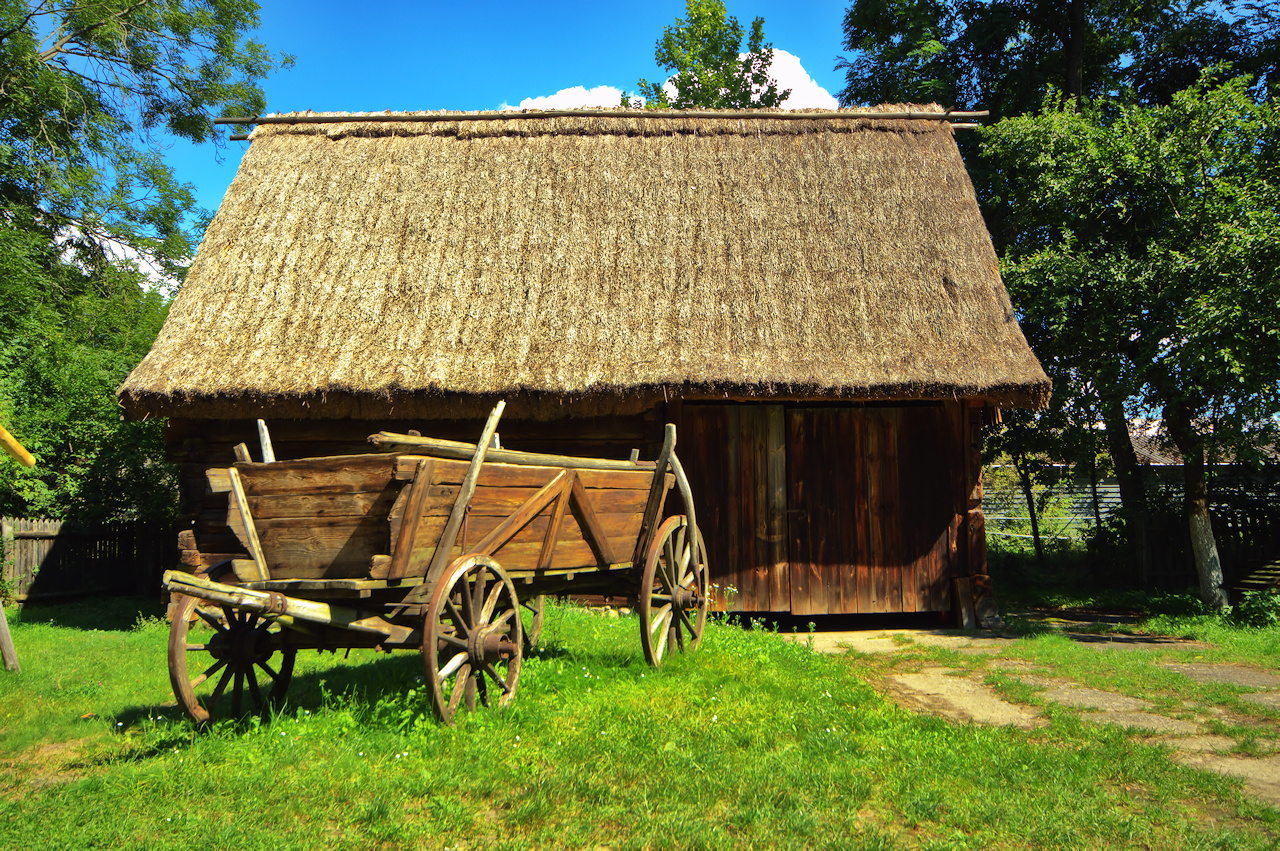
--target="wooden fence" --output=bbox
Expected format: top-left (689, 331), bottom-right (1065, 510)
top-left (0, 517), bottom-right (175, 602)
top-left (985, 464), bottom-right (1280, 588)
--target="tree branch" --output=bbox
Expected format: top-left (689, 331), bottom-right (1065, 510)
top-left (37, 0), bottom-right (154, 64)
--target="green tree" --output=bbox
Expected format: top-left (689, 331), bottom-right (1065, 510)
top-left (0, 0), bottom-right (289, 270)
top-left (981, 74), bottom-right (1280, 607)
top-left (0, 0), bottom-right (290, 522)
top-left (0, 238), bottom-right (173, 522)
top-left (626, 0), bottom-right (791, 109)
top-left (836, 0), bottom-right (1279, 114)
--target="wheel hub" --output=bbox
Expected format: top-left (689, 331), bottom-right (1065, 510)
top-left (207, 622), bottom-right (272, 667)
top-left (469, 625), bottom-right (515, 664)
top-left (672, 583), bottom-right (702, 611)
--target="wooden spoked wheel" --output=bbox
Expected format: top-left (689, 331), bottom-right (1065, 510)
top-left (167, 593), bottom-right (296, 725)
top-left (639, 515), bottom-right (709, 667)
top-left (423, 555), bottom-right (523, 725)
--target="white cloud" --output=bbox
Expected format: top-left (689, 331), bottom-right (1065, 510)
top-left (502, 85), bottom-right (625, 111)
top-left (504, 51), bottom-right (838, 112)
top-left (56, 225), bottom-right (177, 293)
top-left (768, 49), bottom-right (839, 109)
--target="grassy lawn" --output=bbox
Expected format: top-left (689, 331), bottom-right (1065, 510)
top-left (1, 597), bottom-right (1278, 849)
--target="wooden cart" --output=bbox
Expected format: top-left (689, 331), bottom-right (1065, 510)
top-left (163, 405), bottom-right (708, 725)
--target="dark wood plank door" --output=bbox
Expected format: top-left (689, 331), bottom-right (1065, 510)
top-left (788, 407), bottom-right (958, 615)
top-left (679, 403), bottom-right (789, 612)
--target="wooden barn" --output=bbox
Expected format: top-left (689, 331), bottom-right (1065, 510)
top-left (118, 108), bottom-right (1049, 621)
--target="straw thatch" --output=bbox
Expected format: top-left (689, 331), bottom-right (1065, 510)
top-left (119, 107), bottom-right (1049, 420)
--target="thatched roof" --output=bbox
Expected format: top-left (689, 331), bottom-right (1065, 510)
top-left (119, 107), bottom-right (1049, 420)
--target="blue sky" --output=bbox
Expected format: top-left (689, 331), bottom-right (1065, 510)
top-left (165, 1), bottom-right (852, 216)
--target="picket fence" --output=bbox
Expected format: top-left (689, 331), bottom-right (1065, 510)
top-left (0, 517), bottom-right (174, 602)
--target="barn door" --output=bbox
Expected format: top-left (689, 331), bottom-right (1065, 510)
top-left (679, 404), bottom-right (789, 612)
top-left (787, 407), bottom-right (958, 616)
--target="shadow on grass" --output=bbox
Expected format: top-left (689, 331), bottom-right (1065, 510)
top-left (12, 596), bottom-right (165, 631)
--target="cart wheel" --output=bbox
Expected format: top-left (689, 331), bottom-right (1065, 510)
top-left (522, 594), bottom-right (545, 653)
top-left (639, 515), bottom-right (709, 667)
top-left (423, 555), bottom-right (523, 725)
top-left (167, 593), bottom-right (295, 725)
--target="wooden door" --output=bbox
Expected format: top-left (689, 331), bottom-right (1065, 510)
top-left (680, 402), bottom-right (961, 615)
top-left (679, 404), bottom-right (789, 612)
top-left (787, 406), bottom-right (959, 615)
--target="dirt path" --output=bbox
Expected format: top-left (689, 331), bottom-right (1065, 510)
top-left (784, 625), bottom-right (1280, 808)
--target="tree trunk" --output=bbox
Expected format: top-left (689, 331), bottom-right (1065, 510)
top-left (1012, 451), bottom-right (1045, 565)
top-left (1101, 393), bottom-right (1149, 584)
top-left (1165, 402), bottom-right (1228, 610)
top-left (1064, 0), bottom-right (1086, 103)
top-left (1088, 445), bottom-right (1103, 529)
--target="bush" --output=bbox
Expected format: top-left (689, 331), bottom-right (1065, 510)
top-left (1228, 590), bottom-right (1280, 629)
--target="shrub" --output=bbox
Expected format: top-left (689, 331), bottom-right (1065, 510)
top-left (1228, 590), bottom-right (1280, 629)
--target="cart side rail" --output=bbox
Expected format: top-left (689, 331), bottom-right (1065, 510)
top-left (369, 432), bottom-right (660, 472)
top-left (386, 456), bottom-right (671, 577)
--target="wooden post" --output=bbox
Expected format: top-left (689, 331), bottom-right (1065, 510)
top-left (227, 468), bottom-right (269, 581)
top-left (0, 519), bottom-right (11, 589)
top-left (0, 604), bottom-right (17, 673)
top-left (257, 419), bottom-right (276, 463)
top-left (0, 519), bottom-right (15, 671)
top-left (952, 577), bottom-right (976, 630)
top-left (424, 401), bottom-right (505, 585)
top-left (964, 404), bottom-right (987, 578)
top-left (386, 459), bottom-right (437, 581)
top-left (631, 425), bottom-right (676, 570)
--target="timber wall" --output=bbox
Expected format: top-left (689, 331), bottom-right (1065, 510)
top-left (166, 401), bottom-right (992, 618)
top-left (672, 400), bottom-right (988, 616)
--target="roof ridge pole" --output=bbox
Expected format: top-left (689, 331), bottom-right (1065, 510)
top-left (214, 109), bottom-right (990, 126)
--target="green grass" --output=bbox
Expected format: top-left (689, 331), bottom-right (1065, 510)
top-left (1, 598), bottom-right (1278, 849)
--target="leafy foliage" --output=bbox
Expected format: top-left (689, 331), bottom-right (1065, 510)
top-left (626, 0), bottom-right (790, 109)
top-left (983, 75), bottom-right (1280, 465)
top-left (1229, 590), bottom-right (1280, 628)
top-left (836, 0), bottom-right (1280, 112)
top-left (0, 1), bottom-right (290, 521)
top-left (980, 74), bottom-right (1280, 603)
top-left (0, 244), bottom-right (174, 521)
top-left (0, 0), bottom-right (289, 268)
